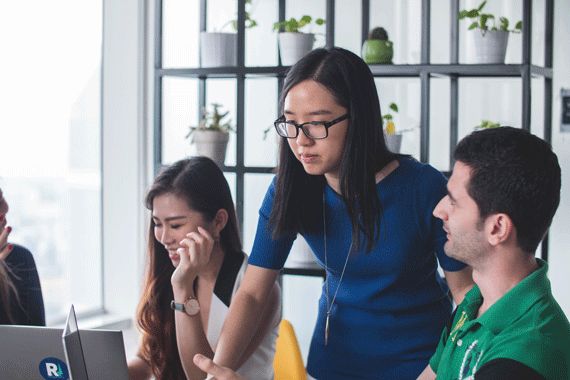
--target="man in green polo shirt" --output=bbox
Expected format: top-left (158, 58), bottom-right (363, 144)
top-left (418, 127), bottom-right (570, 380)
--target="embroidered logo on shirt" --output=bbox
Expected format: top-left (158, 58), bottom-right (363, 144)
top-left (450, 310), bottom-right (468, 342)
top-left (458, 340), bottom-right (484, 380)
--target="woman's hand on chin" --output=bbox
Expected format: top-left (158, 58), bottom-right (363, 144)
top-left (171, 226), bottom-right (215, 291)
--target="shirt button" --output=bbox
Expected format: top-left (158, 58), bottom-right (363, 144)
top-left (457, 339), bottom-right (463, 347)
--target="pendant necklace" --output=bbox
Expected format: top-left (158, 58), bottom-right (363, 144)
top-left (323, 191), bottom-right (353, 346)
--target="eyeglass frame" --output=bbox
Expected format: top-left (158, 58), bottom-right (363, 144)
top-left (273, 113), bottom-right (350, 139)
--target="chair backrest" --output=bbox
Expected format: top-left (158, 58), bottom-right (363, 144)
top-left (273, 319), bottom-right (307, 380)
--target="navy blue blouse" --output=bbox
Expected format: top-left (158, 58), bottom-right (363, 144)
top-left (0, 244), bottom-right (45, 326)
top-left (249, 157), bottom-right (466, 379)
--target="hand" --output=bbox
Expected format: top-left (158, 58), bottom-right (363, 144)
top-left (0, 215), bottom-right (13, 260)
top-left (193, 354), bottom-right (245, 380)
top-left (171, 226), bottom-right (215, 290)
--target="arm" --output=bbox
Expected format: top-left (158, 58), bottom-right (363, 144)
top-left (475, 358), bottom-right (545, 380)
top-left (416, 364), bottom-right (436, 380)
top-left (213, 265), bottom-right (280, 370)
top-left (127, 354), bottom-right (153, 380)
top-left (444, 266), bottom-right (473, 305)
top-left (171, 228), bottom-right (217, 380)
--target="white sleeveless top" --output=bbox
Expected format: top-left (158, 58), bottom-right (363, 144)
top-left (206, 252), bottom-right (280, 380)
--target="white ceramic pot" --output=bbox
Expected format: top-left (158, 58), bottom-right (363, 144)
top-left (200, 32), bottom-right (237, 67)
top-left (278, 32), bottom-right (315, 66)
top-left (384, 133), bottom-right (403, 153)
top-left (468, 29), bottom-right (509, 64)
top-left (191, 130), bottom-right (230, 167)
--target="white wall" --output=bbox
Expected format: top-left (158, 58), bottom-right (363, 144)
top-left (547, 0), bottom-right (570, 316)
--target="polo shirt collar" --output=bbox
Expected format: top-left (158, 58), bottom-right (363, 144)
top-left (474, 258), bottom-right (550, 335)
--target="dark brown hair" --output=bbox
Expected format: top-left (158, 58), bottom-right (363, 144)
top-left (136, 157), bottom-right (242, 379)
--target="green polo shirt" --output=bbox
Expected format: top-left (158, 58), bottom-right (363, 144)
top-left (430, 259), bottom-right (570, 380)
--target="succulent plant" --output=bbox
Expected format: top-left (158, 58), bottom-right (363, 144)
top-left (368, 27), bottom-right (389, 41)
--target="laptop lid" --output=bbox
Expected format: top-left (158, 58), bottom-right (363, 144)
top-left (0, 325), bottom-right (129, 379)
top-left (62, 305), bottom-right (89, 380)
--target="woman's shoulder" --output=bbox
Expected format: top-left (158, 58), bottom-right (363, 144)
top-left (5, 244), bottom-right (37, 269)
top-left (391, 156), bottom-right (446, 183)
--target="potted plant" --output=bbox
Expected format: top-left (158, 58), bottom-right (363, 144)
top-left (186, 103), bottom-right (234, 167)
top-left (273, 15), bottom-right (325, 66)
top-left (459, 1), bottom-right (522, 64)
top-left (361, 27), bottom-right (393, 64)
top-left (200, 0), bottom-right (257, 67)
top-left (382, 103), bottom-right (402, 153)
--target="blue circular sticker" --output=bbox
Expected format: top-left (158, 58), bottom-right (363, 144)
top-left (38, 357), bottom-right (69, 380)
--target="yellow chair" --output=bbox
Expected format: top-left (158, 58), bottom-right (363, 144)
top-left (273, 319), bottom-right (307, 380)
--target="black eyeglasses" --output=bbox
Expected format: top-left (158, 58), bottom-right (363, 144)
top-left (273, 114), bottom-right (349, 139)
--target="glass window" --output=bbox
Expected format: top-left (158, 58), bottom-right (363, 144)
top-left (0, 0), bottom-right (103, 323)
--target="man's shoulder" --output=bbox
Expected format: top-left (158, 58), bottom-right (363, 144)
top-left (482, 303), bottom-right (570, 379)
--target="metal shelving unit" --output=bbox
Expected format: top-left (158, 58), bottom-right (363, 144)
top-left (153, 0), bottom-right (554, 262)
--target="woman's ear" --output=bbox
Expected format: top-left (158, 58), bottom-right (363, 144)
top-left (213, 209), bottom-right (229, 236)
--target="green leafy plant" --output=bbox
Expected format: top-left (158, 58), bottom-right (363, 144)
top-left (186, 103), bottom-right (234, 139)
top-left (273, 15), bottom-right (325, 33)
top-left (459, 1), bottom-right (522, 34)
top-left (475, 119), bottom-right (501, 130)
top-left (221, 0), bottom-right (258, 31)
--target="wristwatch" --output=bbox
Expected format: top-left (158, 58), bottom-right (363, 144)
top-left (170, 297), bottom-right (200, 316)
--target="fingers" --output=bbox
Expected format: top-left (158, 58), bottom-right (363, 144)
top-left (0, 222), bottom-right (12, 260)
top-left (193, 354), bottom-right (242, 380)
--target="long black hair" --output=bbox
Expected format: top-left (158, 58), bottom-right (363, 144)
top-left (137, 157), bottom-right (242, 379)
top-left (270, 47), bottom-right (396, 252)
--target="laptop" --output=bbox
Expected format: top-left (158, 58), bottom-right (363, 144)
top-left (0, 307), bottom-right (129, 380)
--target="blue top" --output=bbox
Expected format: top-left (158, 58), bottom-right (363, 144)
top-left (0, 244), bottom-right (45, 326)
top-left (248, 157), bottom-right (466, 379)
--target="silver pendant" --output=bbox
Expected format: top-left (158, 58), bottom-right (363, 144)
top-left (325, 313), bottom-right (330, 346)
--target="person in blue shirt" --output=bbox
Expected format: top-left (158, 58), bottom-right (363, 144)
top-left (0, 186), bottom-right (45, 326)
top-left (210, 47), bottom-right (473, 379)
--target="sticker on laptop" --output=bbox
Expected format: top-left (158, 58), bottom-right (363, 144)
top-left (39, 357), bottom-right (69, 380)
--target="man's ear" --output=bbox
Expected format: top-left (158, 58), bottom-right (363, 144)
top-left (213, 208), bottom-right (229, 235)
top-left (486, 213), bottom-right (514, 247)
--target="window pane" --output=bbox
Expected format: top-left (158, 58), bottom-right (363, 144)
top-left (458, 78), bottom-right (522, 140)
top-left (334, 0), bottom-right (363, 56)
top-left (161, 77), bottom-right (199, 165)
top-left (245, 78), bottom-right (278, 167)
top-left (163, 0), bottom-right (200, 68)
top-left (0, 0), bottom-right (102, 323)
top-left (246, 0), bottom-right (279, 66)
top-left (243, 174), bottom-right (273, 254)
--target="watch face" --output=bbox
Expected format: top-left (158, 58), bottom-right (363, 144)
top-left (184, 298), bottom-right (200, 316)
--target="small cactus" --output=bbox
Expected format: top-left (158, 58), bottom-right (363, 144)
top-left (369, 27), bottom-right (389, 41)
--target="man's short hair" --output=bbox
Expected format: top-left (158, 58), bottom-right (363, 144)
top-left (454, 127), bottom-right (561, 253)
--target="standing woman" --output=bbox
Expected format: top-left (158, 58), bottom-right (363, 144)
top-left (128, 157), bottom-right (280, 380)
top-left (212, 48), bottom-right (473, 379)
top-left (0, 187), bottom-right (45, 326)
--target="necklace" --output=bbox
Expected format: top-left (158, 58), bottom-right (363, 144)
top-left (323, 191), bottom-right (353, 346)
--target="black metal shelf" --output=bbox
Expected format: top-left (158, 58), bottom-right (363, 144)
top-left (154, 0), bottom-right (554, 266)
top-left (158, 64), bottom-right (553, 79)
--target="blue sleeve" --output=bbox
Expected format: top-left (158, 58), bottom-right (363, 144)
top-left (6, 245), bottom-right (46, 326)
top-left (416, 165), bottom-right (467, 272)
top-left (247, 178), bottom-right (296, 270)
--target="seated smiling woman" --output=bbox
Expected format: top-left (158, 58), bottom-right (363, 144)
top-left (128, 157), bottom-right (280, 380)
